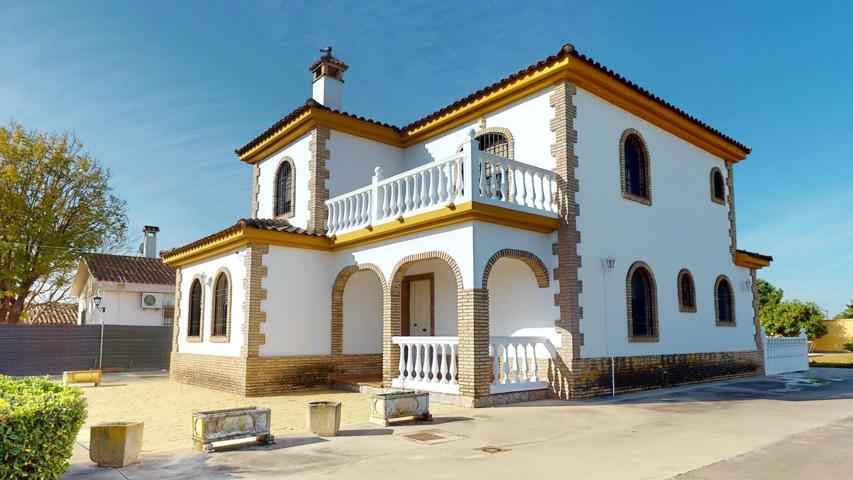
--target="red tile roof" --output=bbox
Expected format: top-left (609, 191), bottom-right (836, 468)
top-left (236, 44), bottom-right (749, 158)
top-left (160, 218), bottom-right (323, 258)
top-left (85, 253), bottom-right (176, 286)
top-left (25, 303), bottom-right (78, 325)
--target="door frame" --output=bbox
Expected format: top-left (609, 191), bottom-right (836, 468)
top-left (400, 273), bottom-right (435, 336)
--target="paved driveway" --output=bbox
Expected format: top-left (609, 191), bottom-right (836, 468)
top-left (65, 368), bottom-right (853, 479)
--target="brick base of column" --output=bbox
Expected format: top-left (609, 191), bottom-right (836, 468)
top-left (457, 288), bottom-right (490, 398)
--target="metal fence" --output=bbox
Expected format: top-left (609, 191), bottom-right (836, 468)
top-left (0, 324), bottom-right (173, 376)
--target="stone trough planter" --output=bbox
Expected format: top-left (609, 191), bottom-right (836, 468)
top-left (192, 407), bottom-right (274, 453)
top-left (306, 401), bottom-right (342, 436)
top-left (63, 369), bottom-right (101, 386)
top-left (89, 421), bottom-right (144, 468)
top-left (369, 391), bottom-right (432, 426)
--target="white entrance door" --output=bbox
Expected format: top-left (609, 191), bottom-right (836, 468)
top-left (402, 274), bottom-right (434, 336)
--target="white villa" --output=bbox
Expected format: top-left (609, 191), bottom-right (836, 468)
top-left (162, 45), bottom-right (772, 406)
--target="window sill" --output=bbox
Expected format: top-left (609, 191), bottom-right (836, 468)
top-left (622, 192), bottom-right (652, 206)
top-left (210, 336), bottom-right (230, 343)
top-left (186, 336), bottom-right (202, 343)
top-left (715, 321), bottom-right (737, 327)
top-left (679, 306), bottom-right (697, 313)
top-left (628, 335), bottom-right (659, 343)
top-left (711, 197), bottom-right (727, 205)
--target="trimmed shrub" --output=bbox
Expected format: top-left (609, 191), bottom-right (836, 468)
top-left (0, 376), bottom-right (87, 479)
top-left (843, 342), bottom-right (853, 353)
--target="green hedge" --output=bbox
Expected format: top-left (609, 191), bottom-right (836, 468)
top-left (0, 376), bottom-right (87, 479)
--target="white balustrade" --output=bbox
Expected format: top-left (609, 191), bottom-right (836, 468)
top-left (475, 152), bottom-right (558, 214)
top-left (392, 336), bottom-right (459, 394)
top-left (325, 133), bottom-right (559, 236)
top-left (763, 328), bottom-right (809, 375)
top-left (489, 336), bottom-right (550, 394)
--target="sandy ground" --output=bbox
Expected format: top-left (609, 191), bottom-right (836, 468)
top-left (73, 371), bottom-right (461, 453)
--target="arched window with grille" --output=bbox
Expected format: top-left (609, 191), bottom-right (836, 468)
top-left (715, 276), bottom-right (735, 326)
top-left (620, 130), bottom-right (651, 204)
top-left (677, 269), bottom-right (696, 313)
top-left (627, 262), bottom-right (658, 341)
top-left (274, 159), bottom-right (295, 218)
top-left (711, 168), bottom-right (726, 204)
top-left (477, 131), bottom-right (510, 158)
top-left (212, 271), bottom-right (230, 339)
top-left (188, 279), bottom-right (202, 339)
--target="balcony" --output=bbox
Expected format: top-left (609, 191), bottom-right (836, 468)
top-left (325, 133), bottom-right (559, 236)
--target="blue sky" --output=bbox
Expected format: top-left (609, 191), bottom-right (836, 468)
top-left (1, 1), bottom-right (851, 315)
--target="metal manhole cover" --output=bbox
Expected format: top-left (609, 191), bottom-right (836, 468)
top-left (477, 446), bottom-right (510, 454)
top-left (406, 432), bottom-right (446, 442)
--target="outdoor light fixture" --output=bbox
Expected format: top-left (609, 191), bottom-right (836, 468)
top-left (93, 295), bottom-right (105, 313)
top-left (601, 256), bottom-right (616, 272)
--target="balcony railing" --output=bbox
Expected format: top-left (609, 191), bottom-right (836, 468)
top-left (325, 133), bottom-right (559, 236)
top-left (391, 335), bottom-right (552, 395)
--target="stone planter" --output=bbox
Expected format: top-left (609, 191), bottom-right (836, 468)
top-left (369, 392), bottom-right (432, 426)
top-left (192, 407), bottom-right (274, 453)
top-left (306, 401), bottom-right (342, 436)
top-left (63, 369), bottom-right (101, 386)
top-left (89, 421), bottom-right (144, 468)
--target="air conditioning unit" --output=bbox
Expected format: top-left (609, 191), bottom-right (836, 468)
top-left (141, 293), bottom-right (163, 309)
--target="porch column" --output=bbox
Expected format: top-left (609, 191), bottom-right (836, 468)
top-left (382, 286), bottom-right (400, 386)
top-left (457, 288), bottom-right (490, 399)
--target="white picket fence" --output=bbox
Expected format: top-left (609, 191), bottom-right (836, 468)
top-left (762, 328), bottom-right (809, 375)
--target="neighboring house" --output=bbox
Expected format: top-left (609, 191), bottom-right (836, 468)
top-left (23, 303), bottom-right (79, 325)
top-left (162, 45), bottom-right (772, 406)
top-left (71, 226), bottom-right (176, 326)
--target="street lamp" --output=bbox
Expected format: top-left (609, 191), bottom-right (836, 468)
top-left (93, 295), bottom-right (106, 370)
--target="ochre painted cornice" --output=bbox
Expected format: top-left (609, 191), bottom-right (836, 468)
top-left (238, 55), bottom-right (749, 165)
top-left (734, 250), bottom-right (772, 270)
top-left (162, 202), bottom-right (559, 267)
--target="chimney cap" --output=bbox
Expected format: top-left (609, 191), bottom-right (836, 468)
top-left (310, 47), bottom-right (348, 81)
top-left (143, 225), bottom-right (160, 233)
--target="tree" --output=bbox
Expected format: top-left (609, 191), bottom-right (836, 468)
top-left (760, 300), bottom-right (827, 339)
top-left (755, 278), bottom-right (783, 309)
top-left (835, 300), bottom-right (853, 319)
top-left (0, 121), bottom-right (127, 324)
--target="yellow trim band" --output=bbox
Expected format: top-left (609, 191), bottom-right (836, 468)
top-left (163, 202), bottom-right (559, 267)
top-left (734, 251), bottom-right (772, 269)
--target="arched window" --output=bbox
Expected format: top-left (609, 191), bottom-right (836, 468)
top-left (477, 131), bottom-right (510, 158)
top-left (274, 159), bottom-right (294, 218)
top-left (715, 276), bottom-right (735, 326)
top-left (188, 279), bottom-right (202, 338)
top-left (627, 262), bottom-right (658, 341)
top-left (711, 168), bottom-right (726, 204)
top-left (620, 130), bottom-right (651, 204)
top-left (677, 269), bottom-right (696, 312)
top-left (212, 272), bottom-right (230, 338)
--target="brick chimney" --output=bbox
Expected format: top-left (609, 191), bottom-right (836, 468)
top-left (142, 226), bottom-right (159, 258)
top-left (310, 47), bottom-right (348, 110)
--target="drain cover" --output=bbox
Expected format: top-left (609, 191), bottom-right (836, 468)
top-left (477, 446), bottom-right (510, 454)
top-left (406, 432), bottom-right (446, 442)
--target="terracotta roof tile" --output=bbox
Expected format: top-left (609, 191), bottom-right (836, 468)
top-left (25, 303), bottom-right (78, 325)
top-left (236, 44), bottom-right (750, 159)
top-left (160, 218), bottom-right (323, 258)
top-left (736, 249), bottom-right (773, 262)
top-left (86, 253), bottom-right (176, 285)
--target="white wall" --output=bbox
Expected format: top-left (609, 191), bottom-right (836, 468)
top-left (326, 131), bottom-right (405, 198)
top-left (261, 246), bottom-right (334, 356)
top-left (402, 87), bottom-right (556, 171)
top-left (176, 249), bottom-right (247, 356)
top-left (256, 133), bottom-right (312, 227)
top-left (78, 279), bottom-right (175, 326)
top-left (573, 86), bottom-right (756, 358)
top-left (342, 269), bottom-right (383, 354)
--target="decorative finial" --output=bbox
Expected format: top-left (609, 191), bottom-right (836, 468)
top-left (467, 128), bottom-right (476, 139)
top-left (320, 46), bottom-right (332, 55)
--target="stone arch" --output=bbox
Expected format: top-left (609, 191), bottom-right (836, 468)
top-left (331, 263), bottom-right (387, 355)
top-left (481, 248), bottom-right (549, 289)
